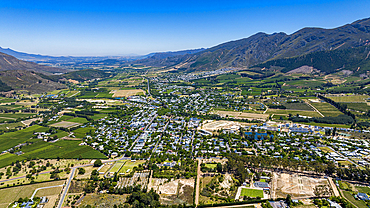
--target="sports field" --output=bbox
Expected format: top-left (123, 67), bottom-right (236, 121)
top-left (240, 188), bottom-right (263, 198)
top-left (119, 160), bottom-right (146, 174)
top-left (109, 161), bottom-right (126, 173)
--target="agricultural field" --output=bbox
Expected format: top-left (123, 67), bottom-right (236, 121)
top-left (111, 89), bottom-right (145, 97)
top-left (283, 102), bottom-right (314, 111)
top-left (0, 181), bottom-right (64, 208)
top-left (49, 121), bottom-right (81, 128)
top-left (73, 127), bottom-right (95, 138)
top-left (327, 95), bottom-right (370, 103)
top-left (342, 191), bottom-right (368, 208)
top-left (0, 140), bottom-right (106, 168)
top-left (344, 103), bottom-right (370, 112)
top-left (240, 188), bottom-right (263, 198)
top-left (309, 102), bottom-right (343, 117)
top-left (267, 109), bottom-right (321, 118)
top-left (0, 125), bottom-right (49, 152)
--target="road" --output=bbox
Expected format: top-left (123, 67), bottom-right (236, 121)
top-left (195, 159), bottom-right (201, 206)
top-left (328, 177), bottom-right (340, 197)
top-left (57, 168), bottom-right (76, 208)
top-left (147, 78), bottom-right (151, 97)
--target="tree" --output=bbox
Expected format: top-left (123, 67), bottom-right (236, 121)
top-left (78, 168), bottom-right (86, 175)
top-left (217, 163), bottom-right (223, 173)
top-left (94, 159), bottom-right (102, 167)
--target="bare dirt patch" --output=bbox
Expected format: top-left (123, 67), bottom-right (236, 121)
top-left (202, 120), bottom-right (246, 132)
top-left (213, 110), bottom-right (269, 121)
top-left (272, 172), bottom-right (331, 199)
top-left (111, 89), bottom-right (145, 97)
top-left (153, 178), bottom-right (195, 205)
top-left (50, 121), bottom-right (80, 128)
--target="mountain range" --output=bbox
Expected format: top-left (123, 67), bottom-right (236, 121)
top-left (132, 17), bottom-right (370, 73)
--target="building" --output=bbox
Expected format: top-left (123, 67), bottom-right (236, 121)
top-left (357, 193), bottom-right (370, 201)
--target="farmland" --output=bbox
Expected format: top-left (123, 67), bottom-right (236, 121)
top-left (327, 95), bottom-right (370, 103)
top-left (309, 102), bottom-right (343, 117)
top-left (111, 89), bottom-right (146, 97)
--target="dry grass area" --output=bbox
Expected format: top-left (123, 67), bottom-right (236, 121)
top-left (213, 110), bottom-right (269, 121)
top-left (202, 120), bottom-right (247, 132)
top-left (49, 121), bottom-right (81, 128)
top-left (79, 193), bottom-right (128, 208)
top-left (272, 172), bottom-right (330, 199)
top-left (0, 180), bottom-right (64, 208)
top-left (111, 89), bottom-right (145, 97)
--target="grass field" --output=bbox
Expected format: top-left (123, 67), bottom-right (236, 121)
top-left (327, 95), bottom-right (370, 103)
top-left (67, 117), bottom-right (88, 124)
top-left (0, 181), bottom-right (64, 208)
top-left (119, 160), bottom-right (145, 174)
top-left (343, 191), bottom-right (368, 208)
top-left (109, 161), bottom-right (126, 173)
top-left (309, 102), bottom-right (343, 117)
top-left (240, 188), bottom-right (263, 198)
top-left (204, 164), bottom-right (217, 169)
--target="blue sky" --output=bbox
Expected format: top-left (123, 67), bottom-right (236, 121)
top-left (0, 0), bottom-right (369, 56)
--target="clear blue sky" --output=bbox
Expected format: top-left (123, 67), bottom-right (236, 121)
top-left (0, 0), bottom-right (369, 56)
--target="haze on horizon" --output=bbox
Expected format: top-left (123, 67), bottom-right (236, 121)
top-left (0, 0), bottom-right (369, 56)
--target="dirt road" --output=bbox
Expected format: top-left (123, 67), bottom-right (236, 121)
top-left (195, 159), bottom-right (201, 206)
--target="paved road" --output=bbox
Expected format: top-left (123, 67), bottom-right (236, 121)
top-left (57, 168), bottom-right (76, 208)
top-left (195, 159), bottom-right (201, 206)
top-left (129, 114), bottom-right (157, 151)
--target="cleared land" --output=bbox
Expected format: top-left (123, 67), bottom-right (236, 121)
top-left (50, 121), bottom-right (81, 128)
top-left (272, 172), bottom-right (330, 199)
top-left (111, 89), bottom-right (145, 97)
top-left (214, 110), bottom-right (269, 121)
top-left (202, 120), bottom-right (246, 131)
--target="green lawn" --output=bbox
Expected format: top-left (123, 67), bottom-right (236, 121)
top-left (240, 188), bottom-right (263, 198)
top-left (204, 164), bottom-right (217, 169)
top-left (109, 161), bottom-right (126, 172)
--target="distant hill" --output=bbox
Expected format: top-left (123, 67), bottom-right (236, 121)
top-left (133, 17), bottom-right (370, 73)
top-left (0, 52), bottom-right (68, 74)
top-left (0, 70), bottom-right (66, 93)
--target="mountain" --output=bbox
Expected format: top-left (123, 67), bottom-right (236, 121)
top-left (0, 52), bottom-right (68, 74)
top-left (0, 70), bottom-right (66, 93)
top-left (133, 17), bottom-right (370, 72)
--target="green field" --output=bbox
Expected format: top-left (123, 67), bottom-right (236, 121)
top-left (0, 140), bottom-right (106, 168)
top-left (67, 117), bottom-right (88, 124)
top-left (240, 188), bottom-right (263, 198)
top-left (344, 103), bottom-right (370, 112)
top-left (204, 163), bottom-right (217, 169)
top-left (119, 160), bottom-right (145, 174)
top-left (356, 186), bottom-right (370, 195)
top-left (283, 102), bottom-right (314, 111)
top-left (0, 125), bottom-right (49, 152)
top-left (343, 191), bottom-right (368, 208)
top-left (73, 127), bottom-right (95, 138)
top-left (310, 102), bottom-right (343, 117)
top-left (109, 161), bottom-right (126, 173)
